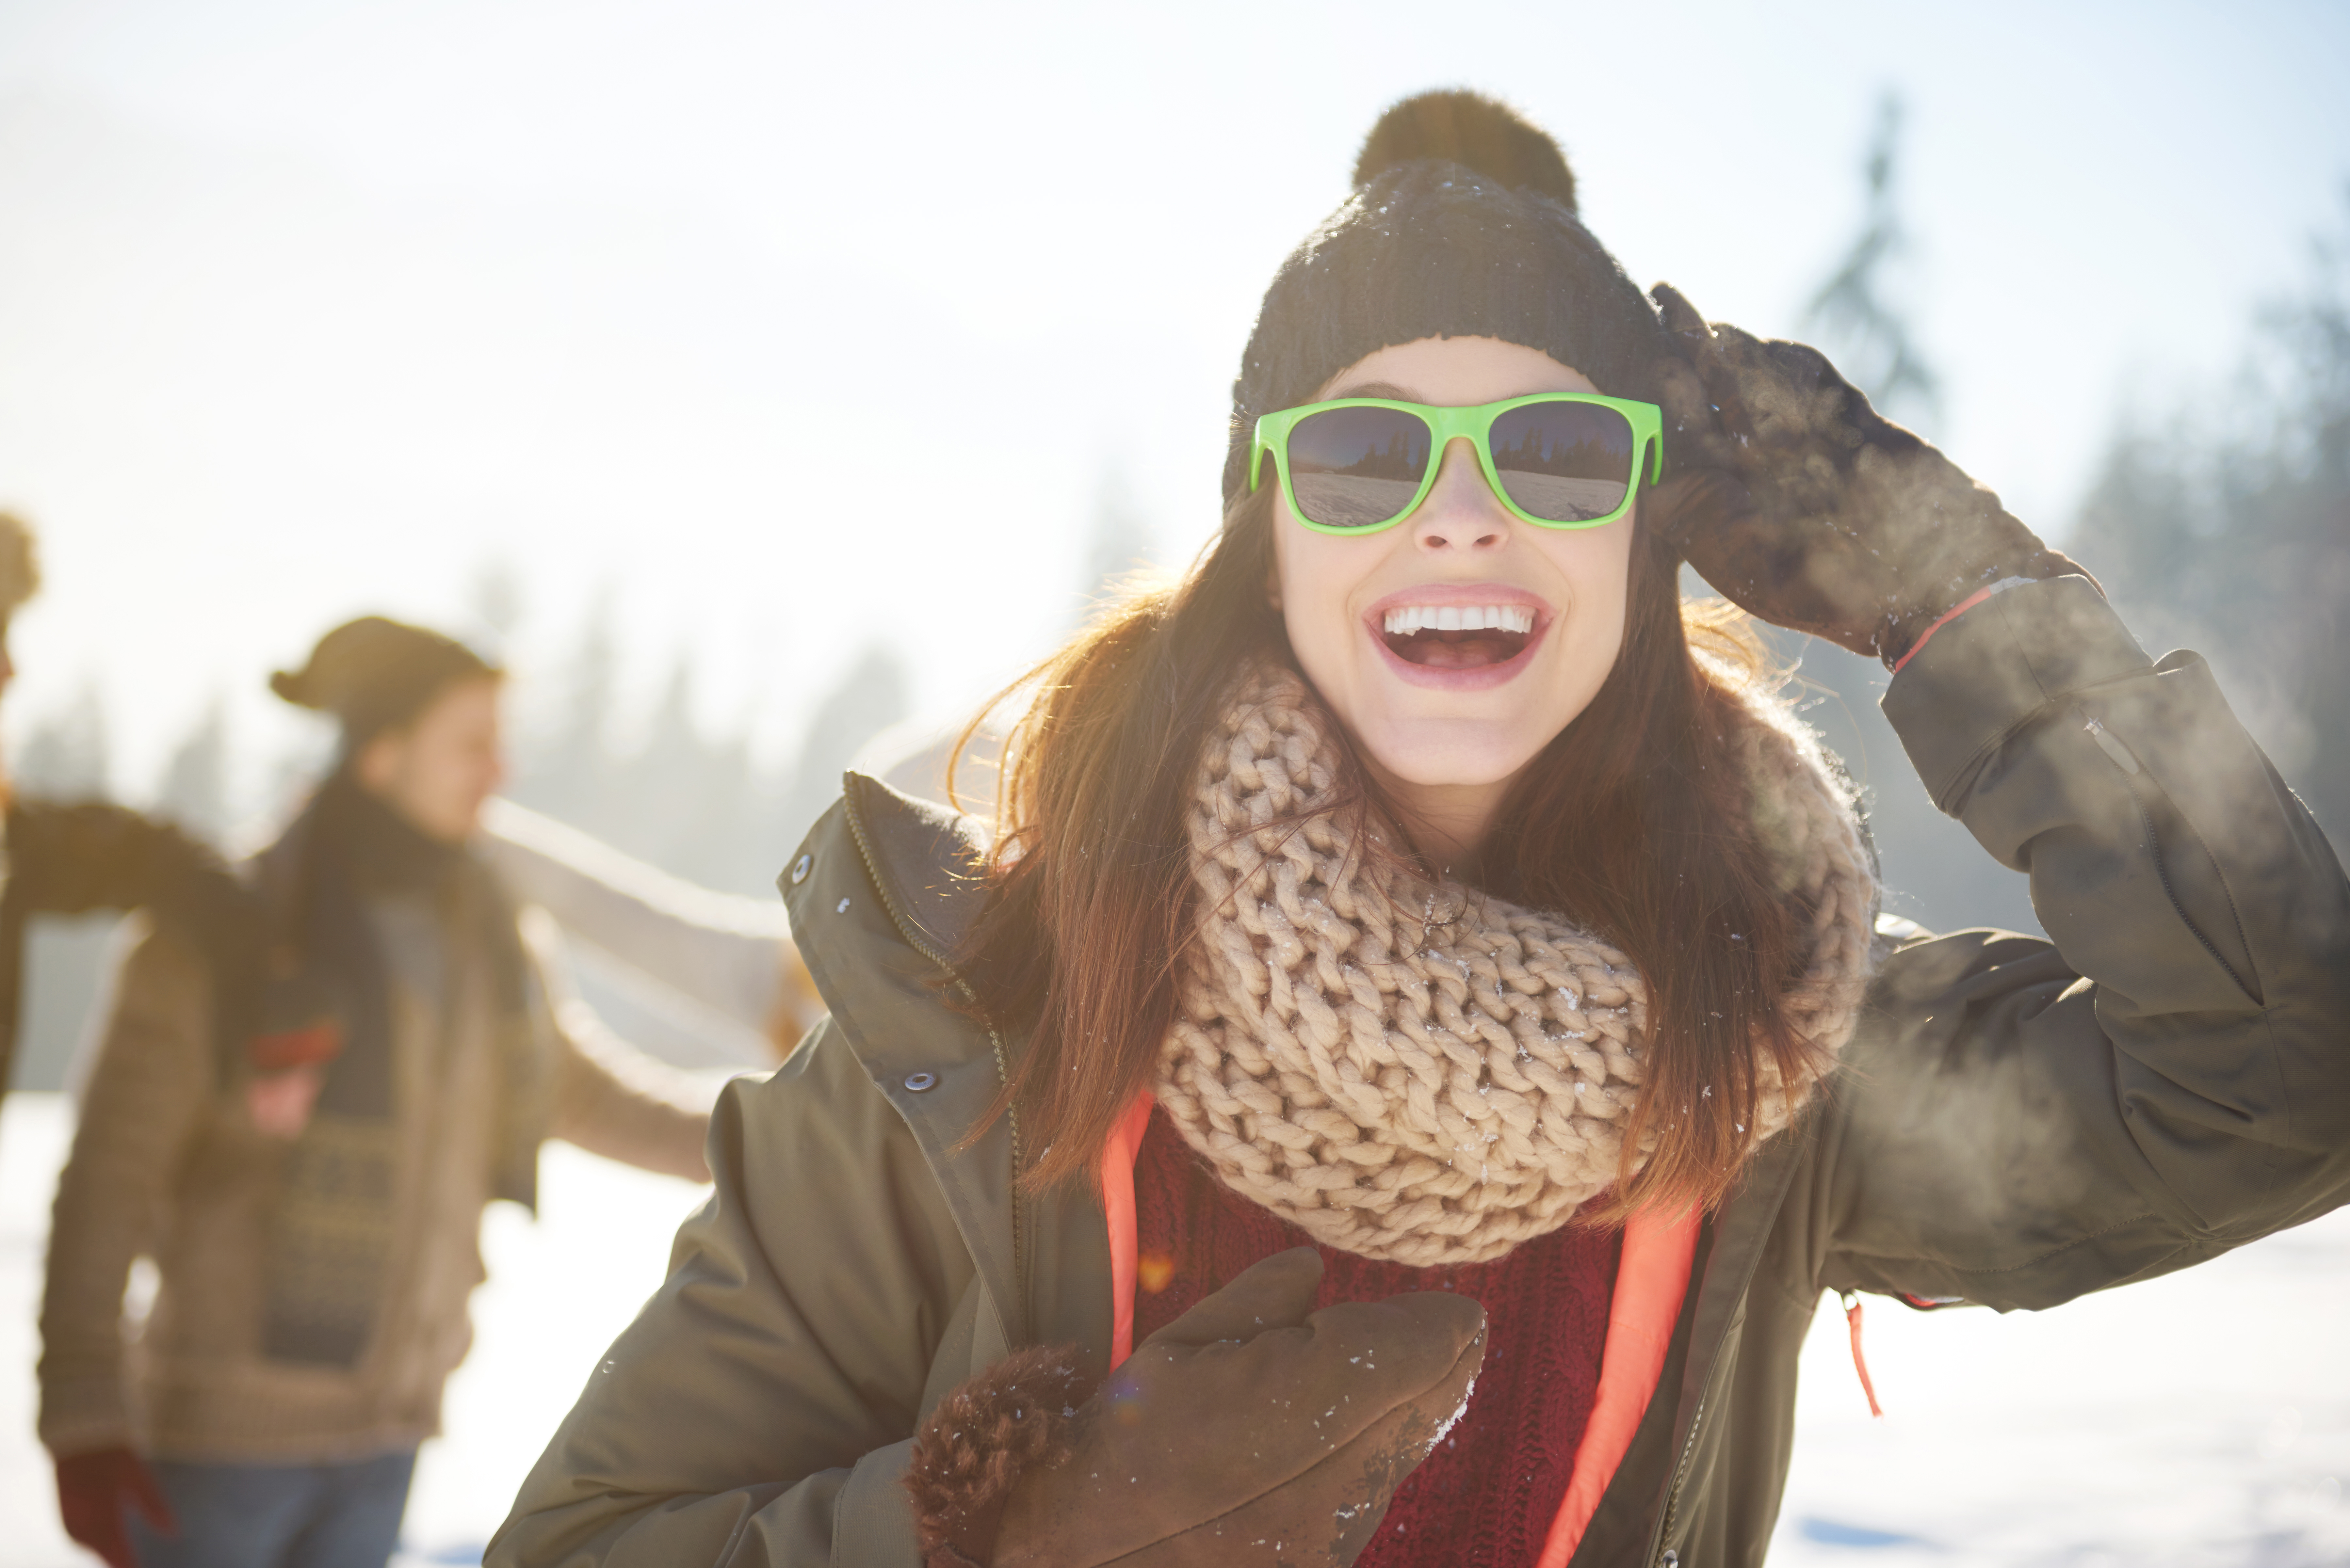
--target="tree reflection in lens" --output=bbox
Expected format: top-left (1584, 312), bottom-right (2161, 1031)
top-left (1489, 404), bottom-right (1631, 522)
top-left (1290, 407), bottom-right (1433, 530)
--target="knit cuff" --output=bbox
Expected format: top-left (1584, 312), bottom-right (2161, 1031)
top-left (904, 1346), bottom-right (1096, 1566)
top-left (38, 1389), bottom-right (135, 1460)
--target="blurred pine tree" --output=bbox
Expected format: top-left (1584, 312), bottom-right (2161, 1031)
top-left (1764, 94), bottom-right (2044, 936)
top-left (154, 698), bottom-right (232, 843)
top-left (1077, 466), bottom-right (1154, 618)
top-left (1802, 92), bottom-right (1941, 430)
top-left (2068, 199), bottom-right (2350, 848)
top-left (778, 647), bottom-right (910, 858)
top-left (8, 681), bottom-right (119, 1092)
top-left (14, 678), bottom-right (112, 799)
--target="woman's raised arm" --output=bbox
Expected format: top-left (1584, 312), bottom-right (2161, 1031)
top-left (1648, 292), bottom-right (2350, 1303)
top-left (1831, 573), bottom-right (2349, 1304)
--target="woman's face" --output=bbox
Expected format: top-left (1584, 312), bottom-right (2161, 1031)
top-left (355, 676), bottom-right (507, 843)
top-left (1271, 335), bottom-right (1636, 849)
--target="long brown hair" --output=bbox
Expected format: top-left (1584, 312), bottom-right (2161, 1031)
top-left (952, 488), bottom-right (1819, 1217)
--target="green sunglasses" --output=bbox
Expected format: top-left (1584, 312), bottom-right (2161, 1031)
top-left (1250, 393), bottom-right (1664, 535)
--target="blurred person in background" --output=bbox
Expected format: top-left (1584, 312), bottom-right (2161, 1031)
top-left (0, 510), bottom-right (255, 1148)
top-left (40, 615), bottom-right (718, 1568)
top-left (490, 92), bottom-right (2348, 1567)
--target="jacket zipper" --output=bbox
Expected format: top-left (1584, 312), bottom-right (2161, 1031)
top-left (1648, 1395), bottom-right (1706, 1566)
top-left (1634, 1102), bottom-right (1810, 1566)
top-left (839, 787), bottom-right (1027, 1323)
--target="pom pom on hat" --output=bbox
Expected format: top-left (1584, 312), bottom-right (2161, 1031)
top-left (1223, 88), bottom-right (1660, 502)
top-left (1353, 89), bottom-right (1576, 211)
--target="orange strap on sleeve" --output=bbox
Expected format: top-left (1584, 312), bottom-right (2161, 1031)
top-left (1890, 585), bottom-right (1995, 673)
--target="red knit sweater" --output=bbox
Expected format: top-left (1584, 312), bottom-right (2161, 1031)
top-left (1132, 1107), bottom-right (1620, 1568)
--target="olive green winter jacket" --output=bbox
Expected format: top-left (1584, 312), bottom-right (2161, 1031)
top-left (488, 578), bottom-right (2350, 1568)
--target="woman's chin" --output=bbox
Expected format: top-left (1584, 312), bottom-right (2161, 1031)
top-left (1353, 712), bottom-right (1556, 795)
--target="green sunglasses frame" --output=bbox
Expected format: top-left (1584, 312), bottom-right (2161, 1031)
top-left (1250, 393), bottom-right (1665, 535)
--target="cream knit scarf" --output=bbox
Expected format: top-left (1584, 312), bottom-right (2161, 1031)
top-left (1153, 662), bottom-right (1877, 1267)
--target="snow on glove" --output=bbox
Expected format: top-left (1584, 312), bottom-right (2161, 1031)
top-left (904, 1247), bottom-right (1487, 1568)
top-left (1645, 282), bottom-right (2095, 666)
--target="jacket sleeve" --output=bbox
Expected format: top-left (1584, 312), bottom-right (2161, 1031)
top-left (547, 1008), bottom-right (718, 1184)
top-left (527, 912), bottom-right (720, 1185)
top-left (6, 800), bottom-right (243, 917)
top-left (8, 801), bottom-right (176, 913)
top-left (480, 799), bottom-right (794, 1037)
top-left (1811, 575), bottom-right (2350, 1310)
top-left (37, 919), bottom-right (215, 1454)
top-left (486, 1020), bottom-right (973, 1568)
top-left (4, 800), bottom-right (263, 982)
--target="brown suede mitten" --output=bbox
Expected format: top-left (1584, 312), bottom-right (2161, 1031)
top-left (1646, 281), bottom-right (2096, 666)
top-left (910, 1248), bottom-right (1486, 1568)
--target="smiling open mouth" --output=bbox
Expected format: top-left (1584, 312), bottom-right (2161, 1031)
top-left (1379, 604), bottom-right (1536, 669)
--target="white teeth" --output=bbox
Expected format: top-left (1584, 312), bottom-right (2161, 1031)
top-left (1382, 604), bottom-right (1539, 636)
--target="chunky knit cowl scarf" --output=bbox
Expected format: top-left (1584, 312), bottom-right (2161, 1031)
top-left (1153, 662), bottom-right (1878, 1268)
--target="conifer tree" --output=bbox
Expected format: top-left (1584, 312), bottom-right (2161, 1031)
top-left (154, 698), bottom-right (232, 843)
top-left (1803, 93), bottom-right (1941, 427)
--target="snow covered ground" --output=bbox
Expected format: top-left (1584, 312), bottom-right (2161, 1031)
top-left (4, 1090), bottom-right (2345, 1566)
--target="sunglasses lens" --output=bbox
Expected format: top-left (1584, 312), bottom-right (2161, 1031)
top-left (1488, 402), bottom-right (1636, 523)
top-left (1286, 407), bottom-right (1434, 529)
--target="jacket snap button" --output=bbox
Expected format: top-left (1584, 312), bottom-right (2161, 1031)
top-left (903, 1071), bottom-right (937, 1093)
top-left (791, 853), bottom-right (811, 884)
top-left (836, 897), bottom-right (851, 914)
top-left (1661, 1553), bottom-right (1679, 1567)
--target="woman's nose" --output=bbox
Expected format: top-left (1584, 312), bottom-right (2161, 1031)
top-left (1408, 438), bottom-right (1508, 552)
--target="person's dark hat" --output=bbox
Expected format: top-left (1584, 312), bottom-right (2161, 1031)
top-left (1223, 89), bottom-right (1667, 503)
top-left (271, 616), bottom-right (500, 747)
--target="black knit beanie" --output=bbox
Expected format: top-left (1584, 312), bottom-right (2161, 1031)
top-left (1223, 90), bottom-right (1667, 504)
top-left (271, 616), bottom-right (501, 749)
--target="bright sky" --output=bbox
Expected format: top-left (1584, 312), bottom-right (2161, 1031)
top-left (0, 0), bottom-right (2343, 814)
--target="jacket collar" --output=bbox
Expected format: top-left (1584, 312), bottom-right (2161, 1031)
top-left (838, 773), bottom-right (993, 962)
top-left (784, 774), bottom-right (1811, 1453)
top-left (781, 775), bottom-right (1033, 1340)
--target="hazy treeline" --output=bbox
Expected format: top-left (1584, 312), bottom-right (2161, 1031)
top-left (500, 602), bottom-right (911, 901)
top-left (3, 609), bottom-right (917, 1092)
top-left (12, 609), bottom-right (915, 903)
top-left (7, 134), bottom-right (2341, 1086)
top-left (1807, 194), bottom-right (2349, 940)
top-left (1767, 128), bottom-right (2343, 939)
top-left (1, 473), bottom-right (1158, 1093)
top-left (2067, 208), bottom-right (2349, 845)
